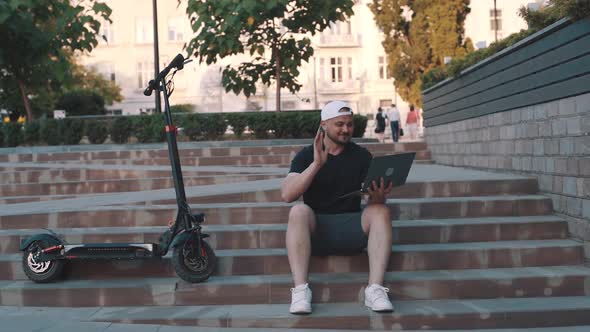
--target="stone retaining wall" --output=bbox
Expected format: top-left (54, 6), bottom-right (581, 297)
top-left (426, 92), bottom-right (589, 254)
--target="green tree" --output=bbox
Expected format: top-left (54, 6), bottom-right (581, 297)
top-left (64, 60), bottom-right (122, 106)
top-left (0, 0), bottom-right (111, 120)
top-left (369, 0), bottom-right (473, 107)
top-left (185, 0), bottom-right (355, 111)
top-left (519, 0), bottom-right (590, 30)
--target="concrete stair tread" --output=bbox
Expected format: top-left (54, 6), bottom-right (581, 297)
top-left (70, 296), bottom-right (590, 321)
top-left (0, 215), bottom-right (565, 236)
top-left (0, 239), bottom-right (581, 263)
top-left (0, 194), bottom-right (552, 221)
top-left (120, 195), bottom-right (551, 210)
top-left (2, 265), bottom-right (590, 289)
top-left (2, 313), bottom-right (590, 332)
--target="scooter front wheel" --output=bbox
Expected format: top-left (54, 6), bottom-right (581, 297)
top-left (172, 239), bottom-right (216, 283)
top-left (22, 241), bottom-right (64, 283)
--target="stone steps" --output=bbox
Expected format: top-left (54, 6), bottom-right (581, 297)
top-left (1, 266), bottom-right (589, 307)
top-left (0, 195), bottom-right (553, 229)
top-left (0, 216), bottom-right (569, 254)
top-left (0, 142), bottom-right (428, 162)
top-left (0, 177), bottom-right (538, 199)
top-left (0, 169), bottom-right (239, 185)
top-left (3, 140), bottom-right (589, 330)
top-left (45, 297), bottom-right (590, 330)
top-left (0, 174), bottom-right (282, 197)
top-left (0, 239), bottom-right (583, 280)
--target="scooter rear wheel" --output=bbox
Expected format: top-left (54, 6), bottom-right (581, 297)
top-left (172, 239), bottom-right (216, 283)
top-left (22, 241), bottom-right (64, 283)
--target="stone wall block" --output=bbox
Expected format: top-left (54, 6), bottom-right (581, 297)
top-left (533, 139), bottom-right (544, 156)
top-left (574, 136), bottom-right (589, 155)
top-left (533, 104), bottom-right (548, 120)
top-left (559, 97), bottom-right (577, 116)
top-left (548, 100), bottom-right (561, 118)
top-left (527, 123), bottom-right (539, 138)
top-left (564, 177), bottom-right (579, 196)
top-left (579, 158), bottom-right (590, 176)
top-left (511, 109), bottom-right (522, 123)
top-left (567, 158), bottom-right (580, 175)
top-left (584, 199), bottom-right (590, 219)
top-left (560, 137), bottom-right (575, 155)
top-left (576, 93), bottom-right (590, 114)
top-left (566, 116), bottom-right (583, 135)
top-left (567, 197), bottom-right (583, 217)
top-left (546, 158), bottom-right (555, 173)
top-left (538, 121), bottom-right (552, 137)
top-left (555, 158), bottom-right (569, 174)
top-left (553, 175), bottom-right (564, 192)
top-left (538, 174), bottom-right (553, 191)
top-left (552, 119), bottom-right (567, 137)
top-left (522, 107), bottom-right (534, 121)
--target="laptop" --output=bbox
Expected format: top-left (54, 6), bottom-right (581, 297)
top-left (361, 152), bottom-right (415, 192)
top-left (334, 152), bottom-right (415, 201)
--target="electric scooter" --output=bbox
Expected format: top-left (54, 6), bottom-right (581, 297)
top-left (20, 54), bottom-right (216, 283)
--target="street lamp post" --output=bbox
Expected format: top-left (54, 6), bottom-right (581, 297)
top-left (152, 0), bottom-right (162, 113)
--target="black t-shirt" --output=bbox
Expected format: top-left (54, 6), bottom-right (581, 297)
top-left (288, 142), bottom-right (372, 214)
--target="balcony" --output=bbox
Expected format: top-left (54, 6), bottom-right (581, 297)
top-left (317, 79), bottom-right (361, 95)
top-left (318, 34), bottom-right (361, 48)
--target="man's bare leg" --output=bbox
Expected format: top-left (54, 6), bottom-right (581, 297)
top-left (361, 204), bottom-right (392, 286)
top-left (361, 204), bottom-right (394, 311)
top-left (286, 204), bottom-right (316, 286)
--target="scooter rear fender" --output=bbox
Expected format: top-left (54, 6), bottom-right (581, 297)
top-left (20, 233), bottom-right (63, 251)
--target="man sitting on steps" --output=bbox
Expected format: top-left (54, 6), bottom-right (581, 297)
top-left (281, 100), bottom-right (395, 314)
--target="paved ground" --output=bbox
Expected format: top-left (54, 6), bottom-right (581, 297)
top-left (2, 306), bottom-right (590, 332)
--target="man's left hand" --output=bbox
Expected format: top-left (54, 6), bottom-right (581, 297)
top-left (366, 177), bottom-right (394, 204)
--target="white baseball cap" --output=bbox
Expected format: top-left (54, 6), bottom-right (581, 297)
top-left (320, 101), bottom-right (353, 121)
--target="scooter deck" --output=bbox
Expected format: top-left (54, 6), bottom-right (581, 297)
top-left (60, 243), bottom-right (157, 260)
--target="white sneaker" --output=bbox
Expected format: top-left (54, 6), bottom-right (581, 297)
top-left (289, 283), bottom-right (312, 314)
top-left (364, 284), bottom-right (394, 312)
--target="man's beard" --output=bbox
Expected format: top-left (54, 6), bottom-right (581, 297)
top-left (326, 131), bottom-right (351, 146)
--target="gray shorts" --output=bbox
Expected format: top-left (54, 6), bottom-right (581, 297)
top-left (311, 211), bottom-right (368, 256)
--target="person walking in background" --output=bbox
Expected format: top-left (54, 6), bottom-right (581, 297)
top-left (406, 105), bottom-right (420, 140)
top-left (386, 104), bottom-right (400, 143)
top-left (374, 107), bottom-right (386, 143)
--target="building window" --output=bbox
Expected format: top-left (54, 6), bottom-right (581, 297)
top-left (281, 101), bottom-right (296, 110)
top-left (347, 57), bottom-right (352, 80)
top-left (99, 63), bottom-right (116, 82)
top-left (168, 17), bottom-right (185, 42)
top-left (328, 57), bottom-right (353, 83)
top-left (99, 20), bottom-right (115, 44)
top-left (379, 99), bottom-right (392, 108)
top-left (490, 9), bottom-right (502, 31)
top-left (136, 18), bottom-right (153, 44)
top-left (330, 57), bottom-right (343, 82)
top-left (328, 20), bottom-right (352, 35)
top-left (137, 61), bottom-right (154, 89)
top-left (107, 109), bottom-right (123, 116)
top-left (378, 56), bottom-right (392, 79)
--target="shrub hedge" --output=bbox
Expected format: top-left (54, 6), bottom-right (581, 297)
top-left (0, 111), bottom-right (368, 147)
top-left (86, 121), bottom-right (109, 144)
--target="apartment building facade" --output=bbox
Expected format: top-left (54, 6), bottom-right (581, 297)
top-left (82, 0), bottom-right (541, 125)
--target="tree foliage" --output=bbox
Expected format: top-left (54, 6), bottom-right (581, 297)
top-left (185, 0), bottom-right (355, 111)
top-left (0, 0), bottom-right (112, 119)
top-left (519, 0), bottom-right (590, 31)
top-left (369, 0), bottom-right (473, 107)
top-left (64, 60), bottom-right (122, 106)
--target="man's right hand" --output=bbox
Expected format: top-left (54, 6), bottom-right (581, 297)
top-left (313, 126), bottom-right (329, 167)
